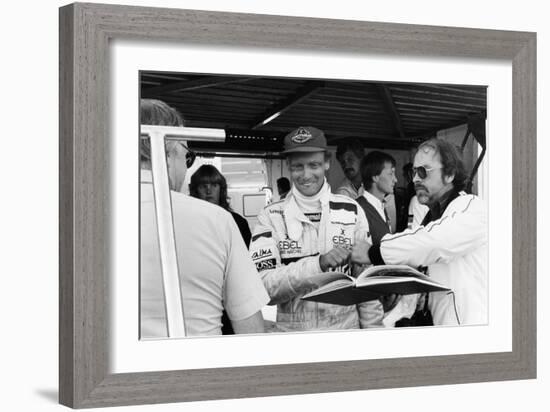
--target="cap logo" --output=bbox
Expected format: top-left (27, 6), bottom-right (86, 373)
top-left (291, 127), bottom-right (313, 144)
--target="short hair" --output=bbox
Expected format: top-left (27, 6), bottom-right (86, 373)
top-left (276, 177), bottom-right (290, 193)
top-left (336, 138), bottom-right (364, 163)
top-left (417, 138), bottom-right (468, 191)
top-left (140, 99), bottom-right (185, 162)
top-left (189, 165), bottom-right (231, 211)
top-left (361, 151), bottom-right (396, 190)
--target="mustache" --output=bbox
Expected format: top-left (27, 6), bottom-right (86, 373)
top-left (415, 184), bottom-right (427, 191)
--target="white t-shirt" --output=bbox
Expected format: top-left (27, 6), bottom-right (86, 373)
top-left (140, 171), bottom-right (269, 338)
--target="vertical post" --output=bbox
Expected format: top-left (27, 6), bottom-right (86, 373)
top-left (148, 130), bottom-right (186, 338)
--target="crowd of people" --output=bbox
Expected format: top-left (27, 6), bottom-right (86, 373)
top-left (140, 98), bottom-right (488, 338)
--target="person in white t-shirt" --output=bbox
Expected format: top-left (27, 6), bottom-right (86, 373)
top-left (140, 99), bottom-right (269, 338)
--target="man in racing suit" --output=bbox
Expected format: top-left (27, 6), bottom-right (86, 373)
top-left (351, 138), bottom-right (487, 326)
top-left (250, 126), bottom-right (383, 332)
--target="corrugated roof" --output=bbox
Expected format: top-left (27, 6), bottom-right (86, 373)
top-left (141, 72), bottom-right (486, 152)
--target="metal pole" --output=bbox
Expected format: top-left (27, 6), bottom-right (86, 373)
top-left (142, 125), bottom-right (226, 338)
top-left (148, 130), bottom-right (187, 338)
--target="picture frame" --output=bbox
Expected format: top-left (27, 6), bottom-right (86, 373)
top-left (59, 2), bottom-right (536, 408)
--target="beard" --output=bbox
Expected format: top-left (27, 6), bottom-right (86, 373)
top-left (344, 168), bottom-right (357, 179)
top-left (415, 184), bottom-right (429, 204)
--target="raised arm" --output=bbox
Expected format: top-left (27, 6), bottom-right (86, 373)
top-left (250, 208), bottom-right (352, 305)
top-left (377, 195), bottom-right (487, 267)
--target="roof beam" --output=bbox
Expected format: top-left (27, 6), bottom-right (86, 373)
top-left (377, 84), bottom-right (407, 139)
top-left (142, 76), bottom-right (252, 96)
top-left (329, 135), bottom-right (420, 150)
top-left (251, 81), bottom-right (324, 130)
top-left (411, 117), bottom-right (471, 140)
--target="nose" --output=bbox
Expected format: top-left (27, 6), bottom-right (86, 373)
top-left (302, 167), bottom-right (313, 180)
top-left (412, 171), bottom-right (421, 183)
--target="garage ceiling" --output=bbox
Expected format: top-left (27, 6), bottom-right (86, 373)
top-left (140, 72), bottom-right (487, 152)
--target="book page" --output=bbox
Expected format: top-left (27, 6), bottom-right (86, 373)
top-left (305, 271), bottom-right (354, 288)
top-left (357, 264), bottom-right (424, 280)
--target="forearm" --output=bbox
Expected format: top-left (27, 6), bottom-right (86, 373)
top-left (377, 199), bottom-right (487, 267)
top-left (260, 255), bottom-right (323, 304)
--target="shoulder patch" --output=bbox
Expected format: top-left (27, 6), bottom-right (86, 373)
top-left (329, 201), bottom-right (357, 214)
top-left (255, 258), bottom-right (276, 272)
top-left (252, 231), bottom-right (272, 242)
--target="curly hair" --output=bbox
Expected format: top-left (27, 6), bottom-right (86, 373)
top-left (417, 138), bottom-right (469, 192)
top-left (189, 165), bottom-right (231, 211)
top-left (335, 138), bottom-right (364, 163)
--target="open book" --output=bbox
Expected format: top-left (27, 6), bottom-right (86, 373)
top-left (302, 264), bottom-right (451, 306)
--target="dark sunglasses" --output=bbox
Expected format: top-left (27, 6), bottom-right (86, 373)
top-left (178, 141), bottom-right (196, 168)
top-left (412, 165), bottom-right (442, 179)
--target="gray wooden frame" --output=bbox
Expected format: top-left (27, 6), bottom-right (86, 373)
top-left (59, 2), bottom-right (536, 408)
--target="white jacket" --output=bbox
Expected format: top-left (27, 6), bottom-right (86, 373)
top-left (379, 192), bottom-right (487, 325)
top-left (250, 187), bottom-right (383, 332)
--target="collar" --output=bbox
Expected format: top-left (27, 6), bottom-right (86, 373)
top-left (285, 179), bottom-right (331, 240)
top-left (362, 190), bottom-right (386, 220)
top-left (423, 188), bottom-right (461, 223)
top-left (344, 178), bottom-right (364, 197)
top-left (291, 178), bottom-right (330, 210)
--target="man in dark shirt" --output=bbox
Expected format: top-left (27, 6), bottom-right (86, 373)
top-left (355, 151), bottom-right (397, 245)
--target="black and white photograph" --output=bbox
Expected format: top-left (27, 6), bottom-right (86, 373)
top-left (139, 72), bottom-right (488, 338)
top-left (48, 1), bottom-right (539, 409)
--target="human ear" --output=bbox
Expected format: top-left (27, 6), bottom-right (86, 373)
top-left (443, 173), bottom-right (455, 184)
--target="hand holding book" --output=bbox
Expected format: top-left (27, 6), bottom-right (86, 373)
top-left (319, 246), bottom-right (351, 272)
top-left (302, 265), bottom-right (451, 306)
top-left (351, 239), bottom-right (372, 266)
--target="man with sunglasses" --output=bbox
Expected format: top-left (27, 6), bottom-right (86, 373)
top-left (140, 99), bottom-right (269, 338)
top-left (351, 138), bottom-right (488, 326)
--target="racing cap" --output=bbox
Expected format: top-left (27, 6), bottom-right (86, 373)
top-left (282, 126), bottom-right (328, 154)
